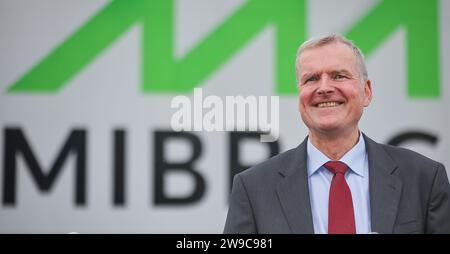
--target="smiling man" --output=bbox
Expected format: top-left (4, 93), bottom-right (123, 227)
top-left (224, 34), bottom-right (450, 234)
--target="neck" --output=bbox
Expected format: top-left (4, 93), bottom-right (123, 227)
top-left (309, 128), bottom-right (360, 160)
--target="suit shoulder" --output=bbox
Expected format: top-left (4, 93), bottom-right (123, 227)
top-left (379, 143), bottom-right (441, 167)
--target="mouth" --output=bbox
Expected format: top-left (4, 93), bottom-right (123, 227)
top-left (315, 101), bottom-right (343, 108)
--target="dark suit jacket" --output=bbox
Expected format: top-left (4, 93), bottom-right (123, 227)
top-left (224, 134), bottom-right (450, 234)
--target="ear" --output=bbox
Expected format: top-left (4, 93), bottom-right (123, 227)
top-left (363, 80), bottom-right (372, 107)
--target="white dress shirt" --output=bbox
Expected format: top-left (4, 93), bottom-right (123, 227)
top-left (307, 133), bottom-right (371, 234)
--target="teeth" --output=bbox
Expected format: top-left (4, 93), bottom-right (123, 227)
top-left (317, 102), bottom-right (340, 108)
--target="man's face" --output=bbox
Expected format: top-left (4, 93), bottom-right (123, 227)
top-left (297, 42), bottom-right (372, 136)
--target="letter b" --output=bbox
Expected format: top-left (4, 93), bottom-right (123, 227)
top-left (153, 130), bottom-right (205, 205)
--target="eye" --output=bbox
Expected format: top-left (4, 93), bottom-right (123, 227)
top-left (334, 73), bottom-right (348, 80)
top-left (303, 75), bottom-right (319, 84)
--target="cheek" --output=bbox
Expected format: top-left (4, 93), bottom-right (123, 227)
top-left (343, 87), bottom-right (365, 105)
top-left (299, 89), bottom-right (312, 107)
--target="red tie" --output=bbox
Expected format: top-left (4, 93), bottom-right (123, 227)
top-left (324, 161), bottom-right (356, 234)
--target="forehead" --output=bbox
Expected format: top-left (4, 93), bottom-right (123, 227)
top-left (298, 42), bottom-right (358, 74)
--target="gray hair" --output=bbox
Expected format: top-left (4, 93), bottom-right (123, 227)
top-left (295, 34), bottom-right (368, 83)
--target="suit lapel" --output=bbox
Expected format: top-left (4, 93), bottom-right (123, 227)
top-left (276, 138), bottom-right (314, 234)
top-left (364, 134), bottom-right (402, 234)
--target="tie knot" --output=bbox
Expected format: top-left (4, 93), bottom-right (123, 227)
top-left (324, 161), bottom-right (349, 175)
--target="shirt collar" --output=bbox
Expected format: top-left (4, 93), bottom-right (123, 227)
top-left (307, 132), bottom-right (366, 177)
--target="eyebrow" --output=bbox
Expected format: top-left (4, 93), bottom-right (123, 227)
top-left (301, 69), bottom-right (353, 79)
top-left (301, 73), bottom-right (316, 80)
top-left (330, 69), bottom-right (352, 76)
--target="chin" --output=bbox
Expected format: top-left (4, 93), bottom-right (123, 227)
top-left (316, 122), bottom-right (343, 133)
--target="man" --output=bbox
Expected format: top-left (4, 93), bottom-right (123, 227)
top-left (223, 34), bottom-right (450, 234)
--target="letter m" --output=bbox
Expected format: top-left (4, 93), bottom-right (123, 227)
top-left (3, 128), bottom-right (86, 206)
top-left (346, 0), bottom-right (440, 97)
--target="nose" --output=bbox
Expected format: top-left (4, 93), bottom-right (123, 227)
top-left (316, 75), bottom-right (334, 95)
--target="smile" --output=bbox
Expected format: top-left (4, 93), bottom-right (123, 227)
top-left (316, 101), bottom-right (343, 108)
